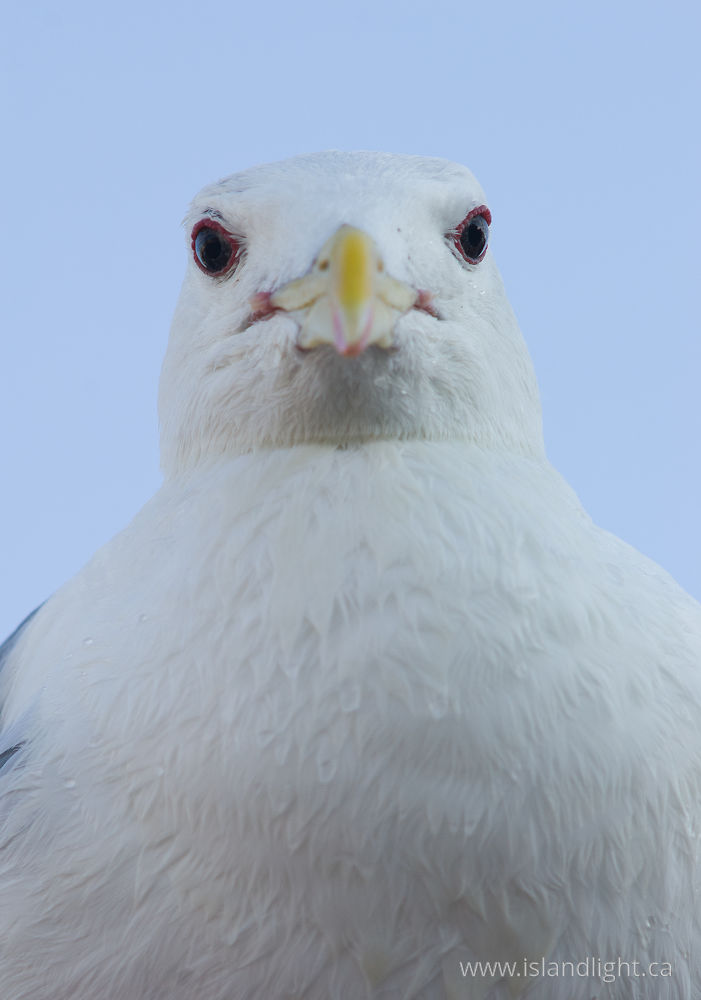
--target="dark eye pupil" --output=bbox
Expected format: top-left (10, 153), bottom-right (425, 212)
top-left (195, 228), bottom-right (233, 273)
top-left (459, 216), bottom-right (489, 261)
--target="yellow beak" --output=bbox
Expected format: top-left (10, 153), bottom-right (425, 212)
top-left (266, 225), bottom-right (418, 355)
top-left (329, 227), bottom-right (376, 354)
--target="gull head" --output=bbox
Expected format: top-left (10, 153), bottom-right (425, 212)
top-left (159, 151), bottom-right (543, 475)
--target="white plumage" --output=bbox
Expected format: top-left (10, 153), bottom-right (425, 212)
top-left (1, 151), bottom-right (700, 999)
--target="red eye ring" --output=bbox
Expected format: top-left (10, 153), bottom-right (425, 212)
top-left (191, 218), bottom-right (243, 276)
top-left (451, 204), bottom-right (492, 264)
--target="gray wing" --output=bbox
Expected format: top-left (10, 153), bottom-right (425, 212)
top-left (0, 605), bottom-right (44, 773)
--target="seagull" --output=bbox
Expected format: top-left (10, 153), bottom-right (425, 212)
top-left (1, 151), bottom-right (700, 1000)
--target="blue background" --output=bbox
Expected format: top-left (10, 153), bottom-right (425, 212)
top-left (1, 0), bottom-right (699, 637)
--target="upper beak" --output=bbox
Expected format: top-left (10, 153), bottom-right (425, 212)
top-left (259, 225), bottom-right (420, 356)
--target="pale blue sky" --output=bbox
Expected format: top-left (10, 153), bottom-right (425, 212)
top-left (1, 0), bottom-right (699, 637)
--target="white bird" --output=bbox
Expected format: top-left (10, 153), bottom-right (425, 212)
top-left (1, 151), bottom-right (700, 1000)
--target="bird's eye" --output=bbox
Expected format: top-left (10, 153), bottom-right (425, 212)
top-left (191, 220), bottom-right (242, 276)
top-left (452, 206), bottom-right (491, 264)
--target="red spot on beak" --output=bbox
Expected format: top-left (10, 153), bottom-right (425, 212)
top-left (332, 304), bottom-right (374, 356)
